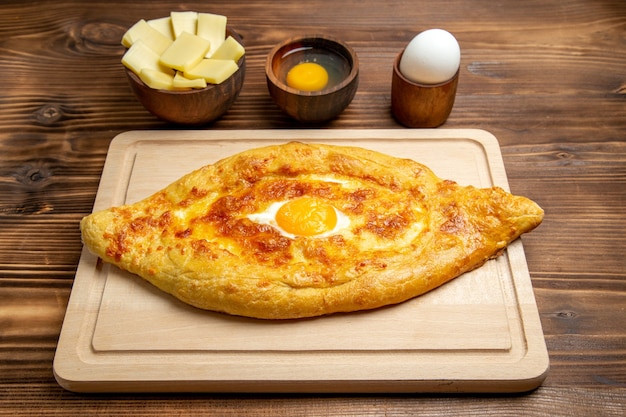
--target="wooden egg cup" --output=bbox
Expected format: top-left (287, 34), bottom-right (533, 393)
top-left (391, 50), bottom-right (459, 128)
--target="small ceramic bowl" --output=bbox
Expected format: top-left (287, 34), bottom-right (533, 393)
top-left (125, 28), bottom-right (245, 125)
top-left (266, 35), bottom-right (359, 123)
top-left (391, 50), bottom-right (458, 128)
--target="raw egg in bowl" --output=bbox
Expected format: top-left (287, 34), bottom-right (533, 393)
top-left (266, 35), bottom-right (359, 123)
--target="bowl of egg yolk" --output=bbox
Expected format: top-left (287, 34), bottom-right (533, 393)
top-left (265, 35), bottom-right (359, 123)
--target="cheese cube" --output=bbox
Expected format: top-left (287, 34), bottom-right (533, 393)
top-left (122, 40), bottom-right (175, 76)
top-left (197, 13), bottom-right (227, 57)
top-left (170, 11), bottom-right (198, 39)
top-left (122, 19), bottom-right (148, 47)
top-left (173, 72), bottom-right (207, 89)
top-left (121, 19), bottom-right (172, 54)
top-left (139, 68), bottom-right (174, 90)
top-left (147, 16), bottom-right (174, 41)
top-left (159, 31), bottom-right (211, 72)
top-left (210, 36), bottom-right (245, 62)
top-left (184, 59), bottom-right (239, 84)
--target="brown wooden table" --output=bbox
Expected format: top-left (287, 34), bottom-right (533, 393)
top-left (1, 0), bottom-right (625, 415)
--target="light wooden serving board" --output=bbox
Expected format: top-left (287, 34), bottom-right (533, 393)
top-left (54, 129), bottom-right (549, 393)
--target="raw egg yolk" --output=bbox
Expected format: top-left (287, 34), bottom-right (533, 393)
top-left (276, 197), bottom-right (338, 236)
top-left (286, 62), bottom-right (329, 91)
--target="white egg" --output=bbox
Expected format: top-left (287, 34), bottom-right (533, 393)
top-left (399, 28), bottom-right (461, 84)
top-left (247, 200), bottom-right (351, 239)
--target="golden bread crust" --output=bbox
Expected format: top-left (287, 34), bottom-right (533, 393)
top-left (80, 142), bottom-right (543, 319)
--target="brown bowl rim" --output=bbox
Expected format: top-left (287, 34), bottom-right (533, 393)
top-left (265, 35), bottom-right (359, 97)
top-left (124, 26), bottom-right (245, 95)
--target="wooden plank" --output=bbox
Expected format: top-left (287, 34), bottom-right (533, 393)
top-left (53, 129), bottom-right (549, 393)
top-left (1, 0), bottom-right (624, 413)
top-left (0, 384), bottom-right (624, 416)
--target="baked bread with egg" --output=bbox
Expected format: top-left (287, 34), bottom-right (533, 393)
top-left (80, 142), bottom-right (543, 319)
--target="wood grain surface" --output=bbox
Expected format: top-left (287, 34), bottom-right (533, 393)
top-left (0, 0), bottom-right (625, 415)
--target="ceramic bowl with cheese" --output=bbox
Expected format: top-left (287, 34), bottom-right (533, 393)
top-left (121, 12), bottom-right (245, 125)
top-left (265, 35), bottom-right (359, 123)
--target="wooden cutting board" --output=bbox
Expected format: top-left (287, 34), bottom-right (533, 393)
top-left (53, 129), bottom-right (549, 393)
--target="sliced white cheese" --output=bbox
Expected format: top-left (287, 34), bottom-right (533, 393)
top-left (159, 31), bottom-right (211, 72)
top-left (197, 12), bottom-right (227, 57)
top-left (184, 59), bottom-right (239, 84)
top-left (122, 19), bottom-right (148, 47)
top-left (121, 19), bottom-right (172, 54)
top-left (139, 68), bottom-right (175, 90)
top-left (147, 16), bottom-right (174, 41)
top-left (173, 72), bottom-right (207, 89)
top-left (210, 35), bottom-right (245, 62)
top-left (122, 40), bottom-right (175, 76)
top-left (170, 11), bottom-right (198, 39)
